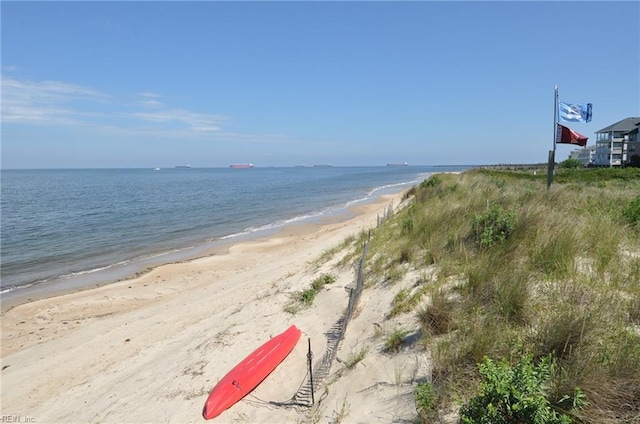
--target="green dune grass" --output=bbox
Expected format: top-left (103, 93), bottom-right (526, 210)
top-left (365, 168), bottom-right (640, 423)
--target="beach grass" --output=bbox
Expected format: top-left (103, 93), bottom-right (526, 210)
top-left (284, 272), bottom-right (337, 314)
top-left (362, 168), bottom-right (640, 422)
top-left (342, 344), bottom-right (369, 370)
top-left (383, 326), bottom-right (411, 353)
top-left (312, 233), bottom-right (364, 271)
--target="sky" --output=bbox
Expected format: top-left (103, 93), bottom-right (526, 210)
top-left (1, 1), bottom-right (639, 169)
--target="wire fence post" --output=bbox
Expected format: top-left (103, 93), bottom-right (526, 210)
top-left (307, 338), bottom-right (314, 406)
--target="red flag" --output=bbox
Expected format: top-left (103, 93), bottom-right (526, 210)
top-left (556, 123), bottom-right (588, 147)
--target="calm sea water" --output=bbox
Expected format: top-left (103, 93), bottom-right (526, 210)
top-left (1, 166), bottom-right (468, 303)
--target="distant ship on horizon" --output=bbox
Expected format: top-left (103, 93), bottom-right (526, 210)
top-left (175, 165), bottom-right (191, 169)
top-left (386, 162), bottom-right (408, 167)
top-left (230, 163), bottom-right (254, 169)
top-left (313, 164), bottom-right (332, 168)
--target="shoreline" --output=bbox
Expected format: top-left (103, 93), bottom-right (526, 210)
top-left (0, 176), bottom-right (416, 314)
top-left (1, 166), bottom-right (442, 300)
top-left (1, 187), bottom-right (412, 423)
top-left (0, 185), bottom-right (398, 314)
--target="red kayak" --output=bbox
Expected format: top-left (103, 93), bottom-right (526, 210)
top-left (202, 325), bottom-right (302, 420)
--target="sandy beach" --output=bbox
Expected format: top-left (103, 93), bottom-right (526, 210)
top-left (1, 189), bottom-right (432, 423)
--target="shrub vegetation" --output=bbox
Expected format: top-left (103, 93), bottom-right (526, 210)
top-left (460, 355), bottom-right (586, 424)
top-left (472, 204), bottom-right (517, 248)
top-left (623, 195), bottom-right (640, 226)
top-left (364, 168), bottom-right (640, 422)
top-left (415, 382), bottom-right (438, 421)
top-left (559, 158), bottom-right (582, 169)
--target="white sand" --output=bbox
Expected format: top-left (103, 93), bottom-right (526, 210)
top-left (1, 190), bottom-right (432, 423)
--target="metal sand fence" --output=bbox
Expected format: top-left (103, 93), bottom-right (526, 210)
top-left (293, 232), bottom-right (369, 406)
top-left (295, 200), bottom-right (396, 406)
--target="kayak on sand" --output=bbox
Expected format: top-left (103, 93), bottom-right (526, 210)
top-left (202, 325), bottom-right (302, 420)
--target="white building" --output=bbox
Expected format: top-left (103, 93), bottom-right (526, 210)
top-left (593, 117), bottom-right (640, 167)
top-left (569, 145), bottom-right (596, 166)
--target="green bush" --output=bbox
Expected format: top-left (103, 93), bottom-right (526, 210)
top-left (415, 382), bottom-right (437, 421)
top-left (559, 158), bottom-right (582, 169)
top-left (421, 175), bottom-right (442, 188)
top-left (401, 216), bottom-right (414, 234)
top-left (472, 205), bottom-right (517, 248)
top-left (460, 355), bottom-right (585, 424)
top-left (300, 288), bottom-right (316, 305)
top-left (622, 195), bottom-right (640, 226)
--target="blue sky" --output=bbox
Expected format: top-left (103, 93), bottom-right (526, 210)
top-left (2, 1), bottom-right (638, 169)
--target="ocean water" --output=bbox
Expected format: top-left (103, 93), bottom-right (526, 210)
top-left (0, 166), bottom-right (468, 303)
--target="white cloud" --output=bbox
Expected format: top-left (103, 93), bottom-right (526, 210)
top-left (139, 99), bottom-right (165, 108)
top-left (1, 77), bottom-right (109, 124)
top-left (138, 92), bottom-right (162, 98)
top-left (4, 77), bottom-right (109, 101)
top-left (1, 77), bottom-right (307, 151)
top-left (2, 105), bottom-right (78, 123)
top-left (1, 76), bottom-right (226, 135)
top-left (131, 109), bottom-right (225, 132)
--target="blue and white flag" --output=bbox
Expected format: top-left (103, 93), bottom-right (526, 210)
top-left (559, 102), bottom-right (592, 123)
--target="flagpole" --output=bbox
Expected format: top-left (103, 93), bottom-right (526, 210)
top-left (547, 85), bottom-right (558, 189)
top-left (553, 85), bottom-right (558, 152)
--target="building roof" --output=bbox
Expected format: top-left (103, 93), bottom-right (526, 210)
top-left (596, 117), bottom-right (640, 133)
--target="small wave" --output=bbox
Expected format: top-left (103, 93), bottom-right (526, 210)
top-left (0, 251), bottom-right (189, 295)
top-left (1, 283), bottom-right (34, 295)
top-left (134, 248), bottom-right (192, 262)
top-left (0, 272), bottom-right (73, 294)
top-left (219, 229), bottom-right (254, 240)
top-left (218, 210), bottom-right (326, 240)
top-left (369, 180), bottom-right (417, 195)
top-left (345, 177), bottom-right (426, 208)
top-left (62, 261), bottom-right (131, 278)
